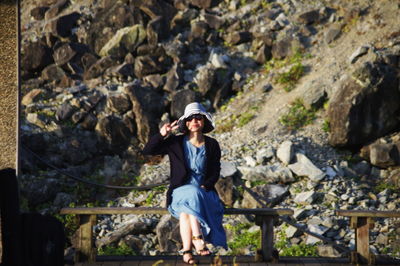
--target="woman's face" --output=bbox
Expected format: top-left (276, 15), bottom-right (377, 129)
top-left (185, 114), bottom-right (204, 133)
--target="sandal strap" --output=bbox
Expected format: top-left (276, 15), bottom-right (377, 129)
top-left (181, 250), bottom-right (192, 255)
top-left (192, 234), bottom-right (204, 240)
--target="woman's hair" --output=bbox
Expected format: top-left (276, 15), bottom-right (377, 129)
top-left (178, 115), bottom-right (214, 134)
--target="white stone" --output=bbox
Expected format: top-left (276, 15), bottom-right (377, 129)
top-left (244, 156), bottom-right (257, 167)
top-left (277, 140), bottom-right (294, 165)
top-left (220, 161), bottom-right (237, 178)
top-left (288, 153), bottom-right (325, 182)
top-left (293, 191), bottom-right (316, 204)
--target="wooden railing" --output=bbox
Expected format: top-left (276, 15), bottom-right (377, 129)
top-left (60, 207), bottom-right (293, 263)
top-left (336, 209), bottom-right (400, 265)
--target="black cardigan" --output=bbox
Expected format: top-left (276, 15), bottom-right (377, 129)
top-left (142, 133), bottom-right (221, 206)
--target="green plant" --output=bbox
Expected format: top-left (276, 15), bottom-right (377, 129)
top-left (98, 242), bottom-right (136, 256)
top-left (261, 0), bottom-right (270, 9)
top-left (374, 183), bottom-right (397, 193)
top-left (54, 203), bottom-right (79, 239)
top-left (237, 112), bottom-right (255, 127)
top-left (322, 119), bottom-right (330, 132)
top-left (276, 63), bottom-right (305, 92)
top-left (275, 225), bottom-right (319, 257)
top-left (251, 180), bottom-right (268, 186)
top-left (279, 99), bottom-right (316, 130)
top-left (226, 223), bottom-right (261, 255)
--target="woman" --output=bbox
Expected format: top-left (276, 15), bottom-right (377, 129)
top-left (143, 102), bottom-right (227, 264)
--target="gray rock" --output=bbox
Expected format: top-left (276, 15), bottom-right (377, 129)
top-left (277, 140), bottom-right (294, 165)
top-left (361, 141), bottom-right (400, 168)
top-left (215, 175), bottom-right (234, 207)
top-left (238, 164), bottom-right (294, 184)
top-left (293, 191), bottom-right (316, 205)
top-left (96, 115), bottom-right (131, 153)
top-left (155, 215), bottom-right (180, 253)
top-left (306, 224), bottom-right (329, 244)
top-left (107, 93), bottom-right (132, 114)
top-left (349, 45), bottom-right (370, 64)
top-left (163, 64), bottom-right (183, 93)
top-left (124, 82), bottom-right (164, 144)
top-left (21, 42), bottom-right (53, 72)
top-left (244, 156), bottom-right (257, 167)
top-left (256, 146), bottom-right (274, 164)
top-left (293, 208), bottom-right (310, 220)
top-left (324, 24), bottom-right (342, 44)
top-left (99, 25), bottom-right (146, 58)
top-left (220, 161), bottom-right (237, 178)
top-left (317, 245), bottom-right (341, 257)
top-left (296, 9), bottom-right (320, 25)
top-left (302, 85), bottom-right (327, 110)
top-left (147, 16), bottom-right (169, 46)
top-left (22, 89), bottom-right (46, 106)
top-left (285, 225), bottom-right (302, 238)
top-left (53, 192), bottom-right (74, 208)
top-left (241, 184), bottom-right (288, 208)
top-left (288, 153), bottom-right (325, 182)
top-left (170, 89), bottom-right (201, 119)
top-left (43, 12), bottom-right (80, 38)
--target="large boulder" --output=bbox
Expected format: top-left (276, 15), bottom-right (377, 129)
top-left (241, 184), bottom-right (288, 208)
top-left (86, 2), bottom-right (145, 54)
top-left (360, 133), bottom-right (400, 168)
top-left (132, 0), bottom-right (177, 23)
top-left (95, 115), bottom-right (132, 153)
top-left (124, 82), bottom-right (164, 144)
top-left (43, 11), bottom-right (81, 38)
top-left (99, 25), bottom-right (146, 58)
top-left (147, 16), bottom-right (169, 46)
top-left (170, 89), bottom-right (201, 119)
top-left (328, 62), bottom-right (400, 147)
top-left (215, 176), bottom-right (234, 207)
top-left (134, 51), bottom-right (171, 78)
top-left (83, 56), bottom-right (115, 80)
top-left (53, 42), bottom-right (89, 67)
top-left (22, 41), bottom-right (53, 74)
top-left (155, 215), bottom-right (180, 253)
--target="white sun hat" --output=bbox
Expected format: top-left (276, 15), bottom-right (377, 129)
top-left (178, 102), bottom-right (215, 133)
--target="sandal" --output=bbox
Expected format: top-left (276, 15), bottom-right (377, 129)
top-left (181, 250), bottom-right (197, 265)
top-left (192, 235), bottom-right (211, 256)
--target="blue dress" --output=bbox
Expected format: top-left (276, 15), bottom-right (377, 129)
top-left (168, 136), bottom-right (227, 249)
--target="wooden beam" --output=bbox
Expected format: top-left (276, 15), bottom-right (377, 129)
top-left (60, 207), bottom-right (293, 216)
top-left (335, 210), bottom-right (400, 218)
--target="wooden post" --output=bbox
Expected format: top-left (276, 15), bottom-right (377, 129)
top-left (352, 216), bottom-right (370, 265)
top-left (257, 215), bottom-right (274, 261)
top-left (75, 214), bottom-right (97, 263)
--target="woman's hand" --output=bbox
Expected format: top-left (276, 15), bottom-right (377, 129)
top-left (160, 120), bottom-right (179, 137)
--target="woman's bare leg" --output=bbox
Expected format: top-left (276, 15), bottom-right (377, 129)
top-left (180, 213), bottom-right (195, 264)
top-left (188, 214), bottom-right (211, 255)
top-left (180, 213), bottom-right (192, 250)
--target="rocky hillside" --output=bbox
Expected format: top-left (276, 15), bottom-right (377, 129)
top-left (20, 0), bottom-right (400, 258)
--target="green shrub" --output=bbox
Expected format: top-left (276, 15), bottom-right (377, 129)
top-left (54, 203), bottom-right (78, 239)
top-left (322, 119), bottom-right (330, 132)
top-left (275, 225), bottom-right (319, 257)
top-left (374, 183), bottom-right (397, 193)
top-left (226, 223), bottom-right (261, 255)
top-left (98, 242), bottom-right (136, 256)
top-left (237, 112), bottom-right (255, 127)
top-left (276, 63), bottom-right (305, 92)
top-left (279, 99), bottom-right (316, 130)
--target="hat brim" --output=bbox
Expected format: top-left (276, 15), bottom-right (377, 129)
top-left (178, 111), bottom-right (215, 133)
